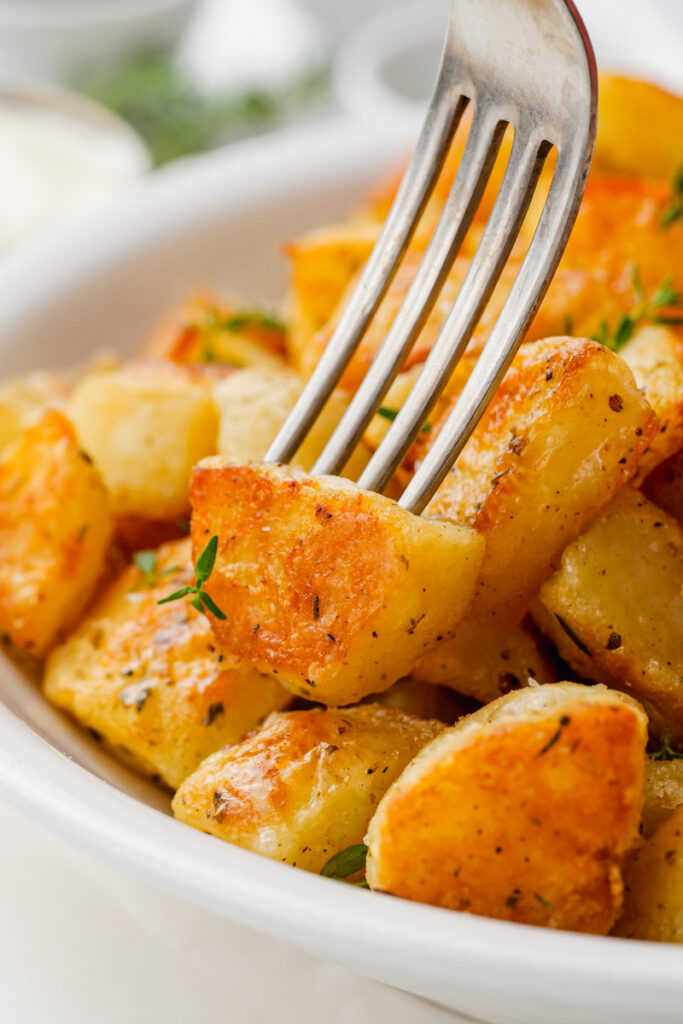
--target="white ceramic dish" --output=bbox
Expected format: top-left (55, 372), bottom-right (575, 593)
top-left (0, 120), bottom-right (681, 1024)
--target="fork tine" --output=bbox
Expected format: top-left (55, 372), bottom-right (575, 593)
top-left (264, 84), bottom-right (469, 465)
top-left (312, 104), bottom-right (508, 477)
top-left (400, 152), bottom-right (590, 514)
top-left (358, 130), bottom-right (551, 496)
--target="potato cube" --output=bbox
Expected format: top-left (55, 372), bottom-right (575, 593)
top-left (44, 538), bottom-right (290, 789)
top-left (213, 367), bottom-right (370, 479)
top-left (190, 461), bottom-right (484, 705)
top-left (414, 616), bottom-right (557, 704)
top-left (535, 488), bottom-right (683, 734)
top-left (0, 410), bottom-right (113, 656)
top-left (427, 338), bottom-right (657, 626)
top-left (173, 704), bottom-right (443, 872)
top-left (0, 371), bottom-right (69, 454)
top-left (366, 683), bottom-right (647, 934)
top-left (643, 760), bottom-right (683, 839)
top-left (594, 74), bottom-right (683, 181)
top-left (68, 362), bottom-right (217, 520)
top-left (613, 805), bottom-right (683, 942)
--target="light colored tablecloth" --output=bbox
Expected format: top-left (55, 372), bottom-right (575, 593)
top-left (0, 799), bottom-right (465, 1023)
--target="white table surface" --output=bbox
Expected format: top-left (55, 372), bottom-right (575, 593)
top-left (0, 798), bottom-right (466, 1023)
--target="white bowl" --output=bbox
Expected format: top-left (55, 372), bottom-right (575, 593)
top-left (0, 120), bottom-right (682, 1024)
top-left (0, 0), bottom-right (199, 81)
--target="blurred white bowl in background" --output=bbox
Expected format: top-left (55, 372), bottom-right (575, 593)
top-left (0, 0), bottom-right (199, 82)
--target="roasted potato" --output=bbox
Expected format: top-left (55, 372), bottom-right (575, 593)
top-left (0, 410), bottom-right (113, 657)
top-left (44, 538), bottom-right (290, 789)
top-left (366, 683), bottom-right (647, 934)
top-left (535, 488), bottom-right (683, 734)
top-left (642, 449), bottom-right (683, 528)
top-left (0, 370), bottom-right (69, 453)
top-left (68, 362), bottom-right (218, 521)
top-left (643, 760), bottom-right (683, 839)
top-left (613, 805), bottom-right (683, 942)
top-left (190, 461), bottom-right (484, 705)
top-left (213, 367), bottom-right (371, 478)
top-left (173, 704), bottom-right (444, 872)
top-left (619, 326), bottom-right (683, 478)
top-left (366, 677), bottom-right (475, 725)
top-left (414, 616), bottom-right (556, 704)
top-left (594, 74), bottom-right (683, 181)
top-left (426, 338), bottom-right (657, 626)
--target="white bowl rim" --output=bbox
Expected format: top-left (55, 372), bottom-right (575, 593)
top-left (0, 117), bottom-right (681, 1015)
top-left (0, 0), bottom-right (197, 28)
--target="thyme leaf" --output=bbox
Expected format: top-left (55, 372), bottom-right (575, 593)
top-left (593, 266), bottom-right (683, 351)
top-left (648, 730), bottom-right (683, 762)
top-left (321, 844), bottom-right (369, 886)
top-left (131, 550), bottom-right (179, 590)
top-left (157, 536), bottom-right (226, 619)
top-left (377, 406), bottom-right (432, 432)
top-left (660, 166), bottom-right (683, 228)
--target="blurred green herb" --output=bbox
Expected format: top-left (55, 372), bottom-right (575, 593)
top-left (660, 166), bottom-right (683, 228)
top-left (321, 844), bottom-right (369, 886)
top-left (592, 264), bottom-right (683, 352)
top-left (648, 731), bottom-right (683, 762)
top-left (131, 549), bottom-right (179, 590)
top-left (377, 406), bottom-right (431, 433)
top-left (74, 52), bottom-right (331, 167)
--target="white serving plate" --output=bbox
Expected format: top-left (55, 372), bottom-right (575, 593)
top-left (0, 119), bottom-right (681, 1024)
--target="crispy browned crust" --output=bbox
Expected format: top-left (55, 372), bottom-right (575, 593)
top-left (366, 683), bottom-right (647, 934)
top-left (0, 410), bottom-right (113, 656)
top-left (190, 461), bottom-right (484, 706)
top-left (173, 704), bottom-right (444, 872)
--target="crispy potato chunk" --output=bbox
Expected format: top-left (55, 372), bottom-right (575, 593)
top-left (190, 461), bottom-right (484, 705)
top-left (613, 806), bottom-right (683, 942)
top-left (366, 677), bottom-right (475, 725)
top-left (366, 683), bottom-right (647, 934)
top-left (0, 371), bottom-right (69, 454)
top-left (213, 368), bottom-right (370, 479)
top-left (0, 410), bottom-right (113, 656)
top-left (643, 761), bottom-right (683, 839)
top-left (643, 449), bottom-right (683, 528)
top-left (427, 338), bottom-right (657, 625)
top-left (68, 362), bottom-right (217, 521)
top-left (173, 705), bottom-right (443, 872)
top-left (415, 616), bottom-right (556, 704)
top-left (146, 291), bottom-right (287, 368)
top-left (44, 538), bottom-right (290, 789)
top-left (535, 488), bottom-right (683, 733)
top-left (595, 74), bottom-right (683, 181)
top-left (619, 326), bottom-right (683, 478)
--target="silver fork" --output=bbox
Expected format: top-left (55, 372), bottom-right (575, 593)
top-left (265, 0), bottom-right (596, 514)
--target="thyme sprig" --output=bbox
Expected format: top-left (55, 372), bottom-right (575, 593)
top-left (131, 550), bottom-right (179, 590)
top-left (377, 406), bottom-right (432, 432)
top-left (208, 310), bottom-right (287, 334)
top-left (321, 844), bottom-right (369, 887)
top-left (648, 731), bottom-right (683, 762)
top-left (157, 535), bottom-right (226, 619)
top-left (660, 166), bottom-right (683, 228)
top-left (593, 265), bottom-right (683, 352)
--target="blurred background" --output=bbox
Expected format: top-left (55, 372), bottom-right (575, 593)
top-left (0, 0), bottom-right (681, 254)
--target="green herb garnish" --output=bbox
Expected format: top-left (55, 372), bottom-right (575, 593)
top-left (660, 166), bottom-right (683, 228)
top-left (648, 731), bottom-right (683, 762)
top-left (321, 844), bottom-right (369, 886)
top-left (593, 265), bottom-right (683, 351)
top-left (157, 536), bottom-right (226, 619)
top-left (131, 550), bottom-right (179, 590)
top-left (377, 406), bottom-right (431, 432)
top-left (210, 310), bottom-right (287, 334)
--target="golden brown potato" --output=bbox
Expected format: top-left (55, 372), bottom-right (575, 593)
top-left (366, 677), bottom-right (475, 725)
top-left (366, 683), bottom-right (647, 934)
top-left (642, 449), bottom-right (683, 528)
top-left (213, 367), bottom-right (370, 478)
top-left (619, 326), bottom-right (683, 479)
top-left (426, 338), bottom-right (657, 626)
top-left (146, 291), bottom-right (287, 368)
top-left (0, 410), bottom-right (113, 657)
top-left (173, 704), bottom-right (444, 872)
top-left (44, 538), bottom-right (290, 789)
top-left (643, 760), bottom-right (683, 839)
top-left (68, 362), bottom-right (218, 521)
top-left (613, 805), bottom-right (683, 942)
top-left (190, 461), bottom-right (484, 706)
top-left (414, 616), bottom-right (557, 704)
top-left (594, 74), bottom-right (683, 181)
top-left (535, 488), bottom-right (683, 734)
top-left (0, 371), bottom-right (69, 454)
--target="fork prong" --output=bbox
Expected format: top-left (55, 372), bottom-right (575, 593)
top-left (358, 130), bottom-right (550, 496)
top-left (264, 86), bottom-right (469, 466)
top-left (312, 105), bottom-right (508, 478)
top-left (400, 152), bottom-right (589, 514)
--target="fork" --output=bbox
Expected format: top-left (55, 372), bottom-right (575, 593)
top-left (265, 0), bottom-right (597, 514)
